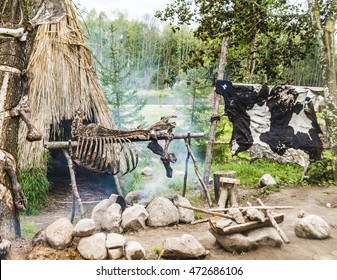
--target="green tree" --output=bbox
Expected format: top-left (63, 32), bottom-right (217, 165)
top-left (101, 24), bottom-right (146, 129)
top-left (156, 0), bottom-right (316, 84)
top-left (307, 0), bottom-right (337, 180)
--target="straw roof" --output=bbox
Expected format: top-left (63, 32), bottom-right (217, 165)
top-left (18, 0), bottom-right (115, 169)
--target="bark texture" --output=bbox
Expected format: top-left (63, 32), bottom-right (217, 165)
top-left (0, 0), bottom-right (41, 240)
top-left (308, 0), bottom-right (337, 180)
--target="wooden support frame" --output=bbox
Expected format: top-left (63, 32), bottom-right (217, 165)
top-left (62, 142), bottom-right (84, 223)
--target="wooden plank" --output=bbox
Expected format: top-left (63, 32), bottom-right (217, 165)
top-left (219, 177), bottom-right (241, 185)
top-left (209, 213), bottom-right (284, 235)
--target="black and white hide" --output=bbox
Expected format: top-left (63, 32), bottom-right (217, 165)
top-left (215, 80), bottom-right (323, 170)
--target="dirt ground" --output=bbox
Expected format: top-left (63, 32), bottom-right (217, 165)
top-left (8, 184), bottom-right (337, 260)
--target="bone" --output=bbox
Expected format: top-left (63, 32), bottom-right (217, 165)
top-left (0, 27), bottom-right (27, 41)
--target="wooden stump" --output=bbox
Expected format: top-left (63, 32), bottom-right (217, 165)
top-left (213, 171), bottom-right (236, 203)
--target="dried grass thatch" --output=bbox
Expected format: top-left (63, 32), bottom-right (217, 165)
top-left (18, 0), bottom-right (114, 169)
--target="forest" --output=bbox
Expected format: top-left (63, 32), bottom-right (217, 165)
top-left (77, 0), bottom-right (337, 192)
top-left (0, 0), bottom-right (337, 263)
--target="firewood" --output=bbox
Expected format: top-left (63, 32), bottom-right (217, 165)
top-left (209, 213), bottom-right (284, 235)
top-left (209, 205), bottom-right (294, 212)
top-left (257, 198), bottom-right (290, 244)
top-left (191, 218), bottom-right (210, 225)
top-left (173, 202), bottom-right (232, 219)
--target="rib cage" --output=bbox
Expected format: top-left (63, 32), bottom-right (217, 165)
top-left (71, 108), bottom-right (176, 176)
top-left (73, 135), bottom-right (138, 175)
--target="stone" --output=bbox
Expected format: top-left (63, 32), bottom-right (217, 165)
top-left (141, 167), bottom-right (154, 177)
top-left (77, 232), bottom-right (107, 260)
top-left (122, 205), bottom-right (149, 231)
top-left (91, 199), bottom-right (113, 229)
top-left (146, 197), bottom-right (179, 227)
top-left (109, 194), bottom-right (126, 211)
top-left (174, 195), bottom-right (195, 224)
top-left (125, 190), bottom-right (150, 205)
top-left (45, 218), bottom-right (73, 250)
top-left (101, 203), bottom-right (122, 233)
top-left (216, 218), bottom-right (233, 229)
top-left (210, 227), bottom-right (283, 253)
top-left (32, 229), bottom-right (47, 246)
top-left (297, 209), bottom-right (305, 218)
top-left (73, 219), bottom-right (96, 237)
top-left (228, 208), bottom-right (245, 224)
top-left (125, 241), bottom-right (146, 260)
top-left (258, 174), bottom-right (277, 188)
top-left (294, 214), bottom-right (330, 239)
top-left (0, 238), bottom-right (11, 259)
top-left (246, 208), bottom-right (266, 222)
top-left (162, 234), bottom-right (207, 259)
top-left (108, 247), bottom-right (124, 260)
top-left (106, 233), bottom-right (127, 249)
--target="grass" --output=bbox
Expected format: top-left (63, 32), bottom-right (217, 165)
top-left (211, 158), bottom-right (303, 188)
top-left (18, 168), bottom-right (50, 215)
top-left (21, 221), bottom-right (36, 240)
top-left (152, 246), bottom-right (163, 255)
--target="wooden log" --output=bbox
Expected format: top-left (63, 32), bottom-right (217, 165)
top-left (209, 206), bottom-right (294, 212)
top-left (213, 170), bottom-right (236, 203)
top-left (191, 218), bottom-right (209, 225)
top-left (209, 213), bottom-right (284, 235)
top-left (174, 202), bottom-right (232, 219)
top-left (184, 139), bottom-right (213, 207)
top-left (257, 198), bottom-right (290, 244)
top-left (44, 133), bottom-right (206, 149)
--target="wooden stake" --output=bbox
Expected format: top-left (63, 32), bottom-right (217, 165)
top-left (62, 148), bottom-right (84, 223)
top-left (182, 133), bottom-right (191, 197)
top-left (257, 198), bottom-right (290, 244)
top-left (203, 37), bottom-right (228, 186)
top-left (184, 139), bottom-right (213, 207)
top-left (174, 202), bottom-right (231, 219)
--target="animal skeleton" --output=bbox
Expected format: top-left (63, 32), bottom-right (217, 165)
top-left (71, 109), bottom-right (177, 176)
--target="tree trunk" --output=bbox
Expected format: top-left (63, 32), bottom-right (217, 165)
top-left (0, 0), bottom-right (41, 240)
top-left (308, 0), bottom-right (337, 180)
top-left (203, 37), bottom-right (228, 185)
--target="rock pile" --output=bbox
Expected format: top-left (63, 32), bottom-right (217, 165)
top-left (31, 194), bottom-right (196, 260)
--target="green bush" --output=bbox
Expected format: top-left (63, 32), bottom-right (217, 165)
top-left (18, 168), bottom-right (50, 215)
top-left (307, 158), bottom-right (333, 185)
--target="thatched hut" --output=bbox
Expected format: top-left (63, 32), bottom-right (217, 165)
top-left (18, 0), bottom-right (115, 170)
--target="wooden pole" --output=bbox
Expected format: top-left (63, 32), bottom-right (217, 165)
top-left (182, 133), bottom-right (191, 197)
top-left (62, 148), bottom-right (84, 223)
top-left (184, 139), bottom-right (213, 207)
top-left (209, 205), bottom-right (294, 211)
top-left (203, 37), bottom-right (228, 186)
top-left (44, 133), bottom-right (205, 149)
top-left (174, 202), bottom-right (231, 219)
top-left (257, 198), bottom-right (290, 244)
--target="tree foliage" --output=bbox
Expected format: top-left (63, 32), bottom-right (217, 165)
top-left (156, 0), bottom-right (320, 84)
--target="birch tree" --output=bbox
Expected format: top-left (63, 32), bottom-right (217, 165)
top-left (307, 0), bottom-right (337, 180)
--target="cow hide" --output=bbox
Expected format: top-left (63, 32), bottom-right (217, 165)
top-left (215, 80), bottom-right (323, 168)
